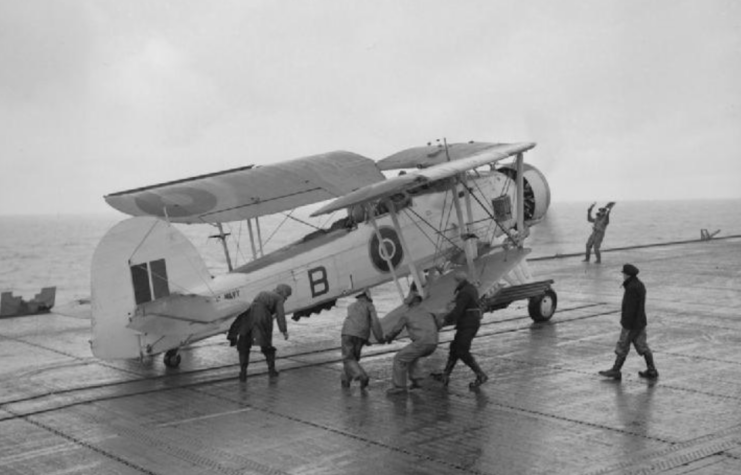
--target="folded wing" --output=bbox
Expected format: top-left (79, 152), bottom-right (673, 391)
top-left (105, 151), bottom-right (384, 223)
top-left (311, 142), bottom-right (535, 217)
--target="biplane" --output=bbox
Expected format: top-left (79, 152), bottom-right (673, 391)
top-left (92, 140), bottom-right (557, 367)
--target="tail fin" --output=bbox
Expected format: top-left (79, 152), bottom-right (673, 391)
top-left (91, 217), bottom-right (212, 359)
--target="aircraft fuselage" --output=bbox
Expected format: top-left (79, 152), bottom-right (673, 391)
top-left (194, 170), bottom-right (517, 317)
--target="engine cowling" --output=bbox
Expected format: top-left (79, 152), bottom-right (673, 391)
top-left (497, 163), bottom-right (551, 224)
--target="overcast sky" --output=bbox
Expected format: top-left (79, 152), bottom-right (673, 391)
top-left (1, 0), bottom-right (739, 216)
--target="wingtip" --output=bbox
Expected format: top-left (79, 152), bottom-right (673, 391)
top-left (517, 142), bottom-right (537, 152)
top-left (310, 203), bottom-right (334, 217)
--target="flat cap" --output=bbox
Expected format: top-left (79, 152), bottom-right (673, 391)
top-left (622, 264), bottom-right (639, 276)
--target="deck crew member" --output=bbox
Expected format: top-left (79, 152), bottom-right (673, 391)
top-left (228, 284), bottom-right (292, 381)
top-left (340, 289), bottom-right (384, 390)
top-left (384, 291), bottom-right (441, 395)
top-left (435, 271), bottom-right (488, 388)
top-left (599, 264), bottom-right (659, 380)
top-left (583, 202), bottom-right (614, 263)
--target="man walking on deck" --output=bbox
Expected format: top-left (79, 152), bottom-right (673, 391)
top-left (384, 291), bottom-right (441, 395)
top-left (583, 202), bottom-right (615, 263)
top-left (434, 271), bottom-right (488, 389)
top-left (340, 289), bottom-right (384, 389)
top-left (229, 284), bottom-right (292, 381)
top-left (599, 263), bottom-right (659, 380)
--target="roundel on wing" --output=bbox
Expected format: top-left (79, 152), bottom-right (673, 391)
top-left (135, 187), bottom-right (219, 218)
top-left (369, 227), bottom-right (404, 273)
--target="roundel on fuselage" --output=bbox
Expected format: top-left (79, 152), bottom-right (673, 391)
top-left (369, 227), bottom-right (404, 273)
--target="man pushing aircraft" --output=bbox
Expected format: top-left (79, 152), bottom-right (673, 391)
top-left (228, 284), bottom-right (292, 381)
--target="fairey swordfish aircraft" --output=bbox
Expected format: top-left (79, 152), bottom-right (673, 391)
top-left (92, 140), bottom-right (556, 367)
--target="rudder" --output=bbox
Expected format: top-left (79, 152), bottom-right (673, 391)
top-left (90, 217), bottom-right (212, 359)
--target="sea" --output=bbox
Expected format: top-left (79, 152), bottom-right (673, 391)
top-left (1, 199), bottom-right (740, 309)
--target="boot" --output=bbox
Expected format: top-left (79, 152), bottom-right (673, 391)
top-left (267, 363), bottom-right (280, 378)
top-left (386, 385), bottom-right (407, 395)
top-left (599, 355), bottom-right (626, 380)
top-left (264, 348), bottom-right (280, 378)
top-left (238, 351), bottom-right (249, 382)
top-left (469, 374), bottom-right (489, 389)
top-left (594, 250), bottom-right (602, 264)
top-left (638, 352), bottom-right (659, 379)
top-left (582, 250), bottom-right (590, 262)
top-left (466, 358), bottom-right (489, 389)
top-left (438, 357), bottom-right (458, 387)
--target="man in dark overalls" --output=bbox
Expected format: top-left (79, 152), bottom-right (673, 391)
top-left (435, 271), bottom-right (488, 388)
top-left (228, 284), bottom-right (292, 381)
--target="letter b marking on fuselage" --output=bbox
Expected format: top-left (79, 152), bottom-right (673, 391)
top-left (308, 266), bottom-right (329, 298)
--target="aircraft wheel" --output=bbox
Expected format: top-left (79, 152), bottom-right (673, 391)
top-left (528, 289), bottom-right (557, 322)
top-left (164, 349), bottom-right (181, 368)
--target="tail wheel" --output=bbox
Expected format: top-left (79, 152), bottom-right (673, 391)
top-left (164, 349), bottom-right (181, 368)
top-left (528, 288), bottom-right (557, 322)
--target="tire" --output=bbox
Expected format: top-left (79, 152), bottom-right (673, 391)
top-left (528, 288), bottom-right (557, 322)
top-left (164, 350), bottom-right (181, 368)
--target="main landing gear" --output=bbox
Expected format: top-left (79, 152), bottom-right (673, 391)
top-left (163, 349), bottom-right (181, 368)
top-left (528, 288), bottom-right (557, 322)
top-left (481, 280), bottom-right (558, 323)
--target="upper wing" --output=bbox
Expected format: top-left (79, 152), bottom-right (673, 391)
top-left (104, 151), bottom-right (384, 223)
top-left (377, 141), bottom-right (512, 170)
top-left (311, 142), bottom-right (535, 217)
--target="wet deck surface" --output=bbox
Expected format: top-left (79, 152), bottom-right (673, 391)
top-left (1, 238), bottom-right (740, 474)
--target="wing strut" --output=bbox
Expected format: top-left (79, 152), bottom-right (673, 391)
top-left (367, 204), bottom-right (406, 302)
top-left (246, 218), bottom-right (265, 261)
top-left (256, 217), bottom-right (264, 256)
top-left (209, 223), bottom-right (233, 271)
top-left (462, 177), bottom-right (479, 261)
top-left (247, 219), bottom-right (258, 260)
top-left (441, 138), bottom-right (478, 280)
top-left (450, 177), bottom-right (477, 280)
top-left (388, 200), bottom-right (426, 299)
top-left (516, 153), bottom-right (525, 248)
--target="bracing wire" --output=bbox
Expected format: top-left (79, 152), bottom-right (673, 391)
top-left (282, 212), bottom-right (323, 231)
top-left (463, 173), bottom-right (513, 239)
top-left (143, 225), bottom-right (219, 297)
top-left (262, 210), bottom-right (295, 248)
top-left (127, 219), bottom-right (161, 265)
top-left (232, 221), bottom-right (245, 267)
top-left (404, 206), bottom-right (460, 252)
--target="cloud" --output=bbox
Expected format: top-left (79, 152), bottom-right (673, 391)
top-left (1, 0), bottom-right (740, 215)
top-left (0, 1), bottom-right (94, 105)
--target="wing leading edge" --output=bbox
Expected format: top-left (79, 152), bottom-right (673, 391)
top-left (311, 142), bottom-right (535, 217)
top-left (105, 151), bottom-right (385, 223)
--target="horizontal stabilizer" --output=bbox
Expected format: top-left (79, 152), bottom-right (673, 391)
top-left (128, 315), bottom-right (219, 336)
top-left (128, 294), bottom-right (248, 335)
top-left (379, 247), bottom-right (531, 341)
top-left (53, 298), bottom-right (92, 319)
